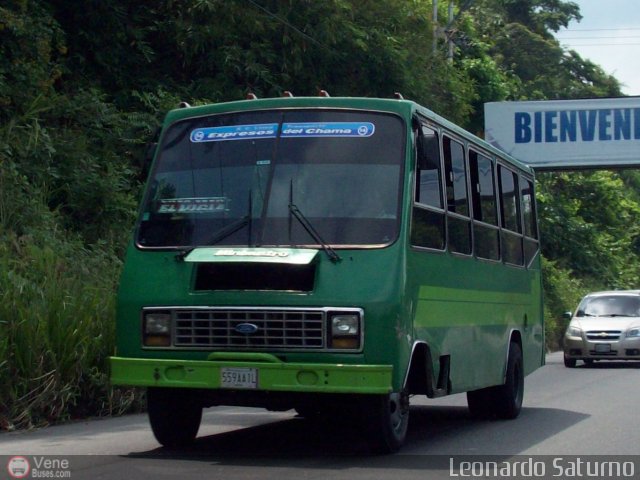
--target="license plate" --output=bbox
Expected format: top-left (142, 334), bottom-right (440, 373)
top-left (595, 343), bottom-right (611, 353)
top-left (220, 367), bottom-right (258, 389)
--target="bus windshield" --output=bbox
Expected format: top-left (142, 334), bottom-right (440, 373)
top-left (137, 109), bottom-right (405, 249)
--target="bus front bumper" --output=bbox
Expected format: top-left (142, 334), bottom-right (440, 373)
top-left (109, 354), bottom-right (393, 394)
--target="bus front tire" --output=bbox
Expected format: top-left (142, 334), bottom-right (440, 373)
top-left (294, 405), bottom-right (322, 419)
top-left (147, 387), bottom-right (203, 448)
top-left (363, 391), bottom-right (410, 454)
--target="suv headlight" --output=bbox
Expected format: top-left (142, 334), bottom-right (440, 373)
top-left (566, 325), bottom-right (582, 338)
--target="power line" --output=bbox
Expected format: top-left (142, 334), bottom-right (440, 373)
top-left (244, 0), bottom-right (335, 54)
top-left (560, 42), bottom-right (640, 46)
top-left (558, 27), bottom-right (640, 32)
top-left (559, 35), bottom-right (640, 39)
top-left (560, 30), bottom-right (640, 33)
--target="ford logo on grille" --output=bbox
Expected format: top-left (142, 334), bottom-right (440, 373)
top-left (235, 323), bottom-right (259, 335)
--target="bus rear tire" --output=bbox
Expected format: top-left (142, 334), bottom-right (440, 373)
top-left (147, 387), bottom-right (202, 448)
top-left (492, 341), bottom-right (524, 419)
top-left (363, 391), bottom-right (410, 454)
top-left (466, 388), bottom-right (493, 418)
top-left (467, 342), bottom-right (523, 420)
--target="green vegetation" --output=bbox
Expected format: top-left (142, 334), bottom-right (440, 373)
top-left (1, 0), bottom-right (639, 429)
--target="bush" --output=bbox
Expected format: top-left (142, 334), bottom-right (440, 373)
top-left (541, 257), bottom-right (592, 351)
top-left (0, 232), bottom-right (144, 430)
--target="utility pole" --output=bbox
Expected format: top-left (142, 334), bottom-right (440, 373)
top-left (432, 0), bottom-right (474, 61)
top-left (433, 0), bottom-right (439, 55)
top-left (447, 0), bottom-right (454, 62)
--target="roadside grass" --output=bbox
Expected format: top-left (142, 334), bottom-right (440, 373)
top-left (0, 233), bottom-right (143, 430)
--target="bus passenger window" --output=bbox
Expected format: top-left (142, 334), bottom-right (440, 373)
top-left (412, 125), bottom-right (445, 250)
top-left (521, 178), bottom-right (539, 265)
top-left (443, 136), bottom-right (471, 255)
top-left (521, 178), bottom-right (537, 239)
top-left (499, 166), bottom-right (524, 266)
top-left (416, 126), bottom-right (443, 208)
top-left (411, 208), bottom-right (445, 250)
top-left (470, 151), bottom-right (499, 261)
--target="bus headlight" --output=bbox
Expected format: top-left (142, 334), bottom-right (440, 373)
top-left (329, 312), bottom-right (361, 350)
top-left (143, 311), bottom-right (172, 347)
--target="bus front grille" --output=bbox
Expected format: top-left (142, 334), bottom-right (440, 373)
top-left (173, 309), bottom-right (325, 349)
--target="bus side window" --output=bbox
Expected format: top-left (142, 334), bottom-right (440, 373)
top-left (443, 136), bottom-right (471, 255)
top-left (411, 125), bottom-right (445, 250)
top-left (469, 150), bottom-right (500, 261)
top-left (498, 165), bottom-right (524, 266)
top-left (521, 177), bottom-right (539, 266)
top-left (416, 126), bottom-right (443, 207)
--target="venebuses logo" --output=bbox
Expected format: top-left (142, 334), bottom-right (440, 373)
top-left (6, 456), bottom-right (71, 478)
top-left (7, 456), bottom-right (30, 479)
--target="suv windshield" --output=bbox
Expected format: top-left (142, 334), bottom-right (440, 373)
top-left (137, 109), bottom-right (404, 249)
top-left (577, 295), bottom-right (640, 317)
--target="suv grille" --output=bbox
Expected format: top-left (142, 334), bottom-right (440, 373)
top-left (173, 309), bottom-right (324, 349)
top-left (586, 330), bottom-right (621, 341)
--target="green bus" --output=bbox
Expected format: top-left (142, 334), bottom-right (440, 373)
top-left (110, 95), bottom-right (544, 453)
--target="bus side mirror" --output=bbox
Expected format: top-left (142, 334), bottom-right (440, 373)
top-left (141, 141), bottom-right (157, 176)
top-left (140, 127), bottom-right (161, 179)
top-left (141, 142), bottom-right (158, 171)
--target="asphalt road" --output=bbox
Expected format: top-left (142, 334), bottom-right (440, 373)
top-left (2, 351), bottom-right (639, 479)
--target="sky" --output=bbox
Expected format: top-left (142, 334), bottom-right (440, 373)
top-left (554, 0), bottom-right (640, 96)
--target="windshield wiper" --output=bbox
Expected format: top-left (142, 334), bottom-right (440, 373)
top-left (287, 180), bottom-right (341, 263)
top-left (207, 215), bottom-right (250, 246)
top-left (288, 202), bottom-right (341, 263)
top-left (174, 215), bottom-right (249, 261)
top-left (198, 190), bottom-right (254, 251)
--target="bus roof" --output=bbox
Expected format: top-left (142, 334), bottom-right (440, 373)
top-left (163, 96), bottom-right (533, 175)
